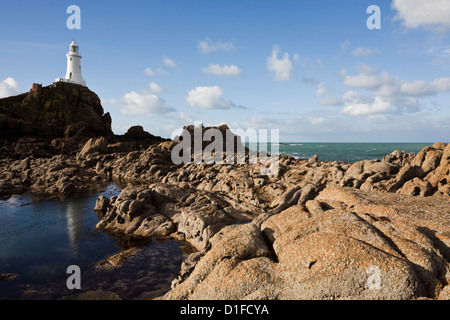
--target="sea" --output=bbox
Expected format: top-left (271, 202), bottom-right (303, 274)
top-left (0, 142), bottom-right (435, 300)
top-left (248, 142), bottom-right (433, 163)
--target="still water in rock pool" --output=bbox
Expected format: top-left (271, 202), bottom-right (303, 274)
top-left (0, 184), bottom-right (188, 300)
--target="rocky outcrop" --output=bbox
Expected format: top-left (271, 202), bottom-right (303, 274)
top-left (0, 153), bottom-right (110, 199)
top-left (94, 183), bottom-right (255, 250)
top-left (334, 142), bottom-right (449, 197)
top-left (174, 123), bottom-right (245, 155)
top-left (0, 83), bottom-right (169, 160)
top-left (163, 186), bottom-right (450, 300)
top-left (0, 82), bottom-right (112, 139)
top-left (77, 137), bottom-right (109, 159)
top-left (0, 82), bottom-right (113, 158)
top-left (387, 142), bottom-right (450, 196)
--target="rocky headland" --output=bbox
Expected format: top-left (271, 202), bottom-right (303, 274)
top-left (1, 83), bottom-right (449, 300)
top-left (0, 82), bottom-right (167, 198)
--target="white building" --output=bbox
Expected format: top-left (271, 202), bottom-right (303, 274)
top-left (55, 41), bottom-right (86, 86)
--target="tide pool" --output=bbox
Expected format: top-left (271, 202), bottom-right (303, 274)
top-left (0, 184), bottom-right (187, 300)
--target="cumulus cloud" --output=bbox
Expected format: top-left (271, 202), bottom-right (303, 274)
top-left (392, 0), bottom-right (450, 33)
top-left (400, 78), bottom-right (450, 96)
top-left (343, 64), bottom-right (450, 98)
top-left (185, 86), bottom-right (240, 110)
top-left (149, 82), bottom-right (166, 93)
top-left (341, 92), bottom-right (392, 116)
top-left (198, 38), bottom-right (235, 54)
top-left (351, 47), bottom-right (381, 57)
top-left (343, 64), bottom-right (397, 90)
top-left (0, 77), bottom-right (19, 98)
top-left (107, 91), bottom-right (175, 116)
top-left (266, 45), bottom-right (293, 82)
top-left (201, 64), bottom-right (242, 77)
top-left (318, 64), bottom-right (450, 116)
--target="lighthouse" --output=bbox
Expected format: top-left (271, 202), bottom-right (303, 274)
top-left (56, 41), bottom-right (86, 86)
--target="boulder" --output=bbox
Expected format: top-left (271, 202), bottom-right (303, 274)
top-left (383, 150), bottom-right (415, 167)
top-left (425, 143), bottom-right (450, 195)
top-left (164, 223), bottom-right (273, 300)
top-left (270, 186), bottom-right (302, 213)
top-left (397, 178), bottom-right (433, 197)
top-left (172, 204), bottom-right (234, 250)
top-left (94, 195), bottom-right (110, 212)
top-left (341, 160), bottom-right (394, 189)
top-left (77, 137), bottom-right (108, 159)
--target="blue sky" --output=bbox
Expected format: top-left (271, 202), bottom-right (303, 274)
top-left (1, 0), bottom-right (450, 142)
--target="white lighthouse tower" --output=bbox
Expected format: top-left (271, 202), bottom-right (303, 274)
top-left (56, 41), bottom-right (86, 86)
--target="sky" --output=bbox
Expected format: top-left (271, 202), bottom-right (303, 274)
top-left (1, 0), bottom-right (450, 142)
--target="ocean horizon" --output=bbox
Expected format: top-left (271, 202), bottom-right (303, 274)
top-left (246, 142), bottom-right (434, 163)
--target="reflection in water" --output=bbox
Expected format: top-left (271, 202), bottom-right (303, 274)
top-left (66, 200), bottom-right (86, 255)
top-left (0, 185), bottom-right (122, 299)
top-left (0, 184), bottom-right (188, 300)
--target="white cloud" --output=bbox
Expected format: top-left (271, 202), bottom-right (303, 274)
top-left (201, 64), bottom-right (242, 77)
top-left (351, 47), bottom-right (381, 57)
top-left (185, 86), bottom-right (238, 110)
top-left (0, 77), bottom-right (19, 98)
top-left (342, 95), bottom-right (392, 116)
top-left (399, 80), bottom-right (431, 96)
top-left (392, 0), bottom-right (450, 33)
top-left (343, 64), bottom-right (397, 90)
top-left (149, 82), bottom-right (166, 93)
top-left (316, 82), bottom-right (343, 106)
top-left (198, 38), bottom-right (235, 54)
top-left (430, 77), bottom-right (450, 91)
top-left (144, 67), bottom-right (156, 76)
top-left (319, 64), bottom-right (450, 116)
top-left (163, 56), bottom-right (177, 68)
top-left (266, 45), bottom-right (293, 82)
top-left (400, 77), bottom-right (450, 96)
top-left (144, 67), bottom-right (169, 76)
top-left (107, 91), bottom-right (175, 116)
